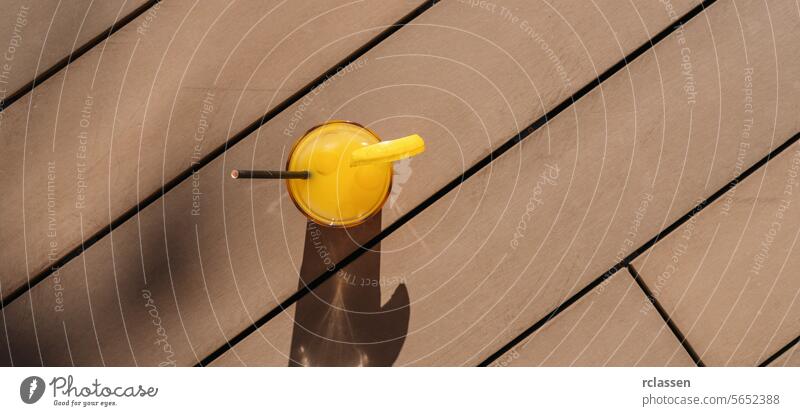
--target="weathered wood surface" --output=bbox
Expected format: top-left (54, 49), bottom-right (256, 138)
top-left (632, 142), bottom-right (800, 366)
top-left (0, 0), bottom-right (424, 304)
top-left (0, 0), bottom-right (148, 99)
top-left (212, 269), bottom-right (695, 366)
top-left (769, 343), bottom-right (799, 367)
top-left (489, 269), bottom-right (694, 366)
top-left (219, 0), bottom-right (798, 366)
top-left (0, 0), bottom-right (699, 366)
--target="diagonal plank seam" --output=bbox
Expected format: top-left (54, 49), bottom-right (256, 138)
top-left (200, 0), bottom-right (719, 367)
top-left (0, 0), bottom-right (440, 311)
top-left (759, 334), bottom-right (800, 366)
top-left (0, 0), bottom-right (160, 113)
top-left (627, 265), bottom-right (705, 366)
top-left (480, 129), bottom-right (800, 367)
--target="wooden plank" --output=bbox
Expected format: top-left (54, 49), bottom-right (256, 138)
top-left (0, 0), bottom-right (425, 304)
top-left (489, 269), bottom-right (693, 366)
top-left (210, 305), bottom-right (297, 366)
top-left (0, 0), bottom-right (699, 366)
top-left (769, 343), bottom-right (800, 367)
top-left (0, 0), bottom-right (148, 100)
top-left (211, 269), bottom-right (696, 366)
top-left (631, 142), bottom-right (800, 366)
top-left (222, 0), bottom-right (799, 366)
top-left (213, 216), bottom-right (400, 367)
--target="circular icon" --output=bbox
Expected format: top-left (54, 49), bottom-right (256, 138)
top-left (20, 376), bottom-right (45, 404)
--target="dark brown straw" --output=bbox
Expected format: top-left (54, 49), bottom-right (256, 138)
top-left (231, 169), bottom-right (310, 179)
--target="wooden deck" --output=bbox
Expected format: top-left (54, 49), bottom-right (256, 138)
top-left (0, 0), bottom-right (798, 366)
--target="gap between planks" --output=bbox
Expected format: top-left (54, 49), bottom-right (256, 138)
top-left (627, 264), bottom-right (705, 366)
top-left (759, 334), bottom-right (800, 367)
top-left (480, 130), bottom-right (800, 367)
top-left (199, 0), bottom-right (718, 367)
top-left (0, 0), bottom-right (440, 312)
top-left (0, 0), bottom-right (160, 113)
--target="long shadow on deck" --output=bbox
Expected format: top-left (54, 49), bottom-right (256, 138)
top-left (289, 214), bottom-right (409, 366)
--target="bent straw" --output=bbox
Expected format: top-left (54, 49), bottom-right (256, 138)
top-left (350, 134), bottom-right (425, 167)
top-left (230, 169), bottom-right (310, 179)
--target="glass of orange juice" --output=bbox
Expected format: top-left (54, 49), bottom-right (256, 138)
top-left (231, 121), bottom-right (424, 227)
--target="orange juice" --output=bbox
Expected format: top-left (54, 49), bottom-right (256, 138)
top-left (286, 121), bottom-right (393, 227)
top-left (231, 120), bottom-right (424, 227)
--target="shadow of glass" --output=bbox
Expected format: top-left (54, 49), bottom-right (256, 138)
top-left (289, 213), bottom-right (410, 366)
